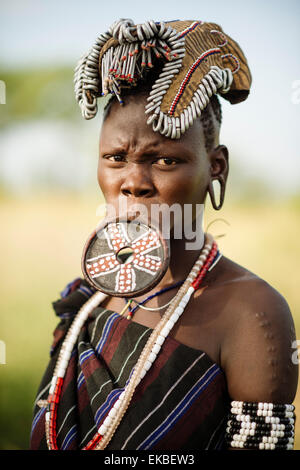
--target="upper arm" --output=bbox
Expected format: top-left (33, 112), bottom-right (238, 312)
top-left (221, 279), bottom-right (298, 404)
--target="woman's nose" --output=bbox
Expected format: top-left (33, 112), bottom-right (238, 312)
top-left (120, 164), bottom-right (155, 198)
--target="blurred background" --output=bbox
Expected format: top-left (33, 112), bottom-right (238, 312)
top-left (0, 0), bottom-right (299, 450)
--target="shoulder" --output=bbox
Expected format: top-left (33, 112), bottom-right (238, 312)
top-left (216, 257), bottom-right (298, 403)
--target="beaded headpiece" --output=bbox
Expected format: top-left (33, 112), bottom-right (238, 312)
top-left (74, 19), bottom-right (252, 138)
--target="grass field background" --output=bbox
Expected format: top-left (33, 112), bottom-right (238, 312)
top-left (0, 192), bottom-right (299, 450)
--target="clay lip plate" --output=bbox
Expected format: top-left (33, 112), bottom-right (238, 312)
top-left (81, 216), bottom-right (170, 298)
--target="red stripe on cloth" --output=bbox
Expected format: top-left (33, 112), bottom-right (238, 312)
top-left (78, 314), bottom-right (129, 384)
top-left (131, 336), bottom-right (181, 402)
top-left (99, 315), bottom-right (130, 363)
top-left (77, 315), bottom-right (129, 412)
top-left (77, 374), bottom-right (91, 414)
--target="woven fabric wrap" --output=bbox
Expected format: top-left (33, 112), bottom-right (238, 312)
top-left (30, 279), bottom-right (229, 450)
top-left (74, 19), bottom-right (252, 139)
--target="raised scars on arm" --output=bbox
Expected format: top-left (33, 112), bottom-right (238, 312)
top-left (221, 278), bottom-right (299, 404)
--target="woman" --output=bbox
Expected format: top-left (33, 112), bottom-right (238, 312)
top-left (30, 19), bottom-right (298, 451)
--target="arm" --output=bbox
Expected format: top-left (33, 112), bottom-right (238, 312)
top-left (221, 278), bottom-right (298, 449)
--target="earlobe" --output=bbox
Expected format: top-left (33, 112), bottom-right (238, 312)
top-left (207, 145), bottom-right (229, 210)
top-left (207, 175), bottom-right (226, 210)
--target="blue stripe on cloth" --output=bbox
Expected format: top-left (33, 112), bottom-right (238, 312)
top-left (94, 371), bottom-right (134, 426)
top-left (31, 406), bottom-right (46, 436)
top-left (95, 388), bottom-right (124, 427)
top-left (79, 348), bottom-right (95, 367)
top-left (78, 285), bottom-right (95, 298)
top-left (77, 371), bottom-right (85, 390)
top-left (95, 312), bottom-right (120, 355)
top-left (60, 278), bottom-right (95, 299)
top-left (61, 424), bottom-right (77, 450)
top-left (56, 311), bottom-right (77, 319)
top-left (60, 278), bottom-right (82, 298)
top-left (138, 364), bottom-right (221, 449)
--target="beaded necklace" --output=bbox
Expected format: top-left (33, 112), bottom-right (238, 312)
top-left (122, 249), bottom-right (222, 319)
top-left (45, 233), bottom-right (218, 450)
top-left (121, 279), bottom-right (185, 320)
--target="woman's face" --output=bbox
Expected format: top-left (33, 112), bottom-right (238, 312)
top-left (98, 93), bottom-right (214, 228)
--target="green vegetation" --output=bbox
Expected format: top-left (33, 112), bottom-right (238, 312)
top-left (0, 66), bottom-right (77, 127)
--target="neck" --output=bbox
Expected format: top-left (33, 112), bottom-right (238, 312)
top-left (157, 213), bottom-right (206, 288)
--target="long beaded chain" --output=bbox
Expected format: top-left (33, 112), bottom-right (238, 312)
top-left (45, 233), bottom-right (218, 450)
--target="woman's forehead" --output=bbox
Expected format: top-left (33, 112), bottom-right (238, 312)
top-left (100, 95), bottom-right (207, 156)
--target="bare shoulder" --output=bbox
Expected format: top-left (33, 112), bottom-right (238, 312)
top-left (216, 256), bottom-right (298, 403)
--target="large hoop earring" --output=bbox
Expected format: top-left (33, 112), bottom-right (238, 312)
top-left (208, 175), bottom-right (226, 210)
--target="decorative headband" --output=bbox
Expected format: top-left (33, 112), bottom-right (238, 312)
top-left (74, 19), bottom-right (252, 139)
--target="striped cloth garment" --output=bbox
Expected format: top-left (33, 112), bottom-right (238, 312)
top-left (30, 278), bottom-right (230, 450)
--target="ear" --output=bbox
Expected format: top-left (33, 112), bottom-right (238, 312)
top-left (209, 145), bottom-right (229, 180)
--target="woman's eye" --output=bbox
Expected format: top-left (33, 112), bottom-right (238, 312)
top-left (106, 155), bottom-right (125, 162)
top-left (155, 157), bottom-right (177, 166)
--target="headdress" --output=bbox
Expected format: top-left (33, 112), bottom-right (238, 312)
top-left (74, 19), bottom-right (252, 138)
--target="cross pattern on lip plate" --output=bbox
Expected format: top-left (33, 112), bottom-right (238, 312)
top-left (84, 220), bottom-right (167, 296)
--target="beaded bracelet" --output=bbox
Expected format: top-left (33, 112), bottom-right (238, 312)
top-left (225, 401), bottom-right (295, 450)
